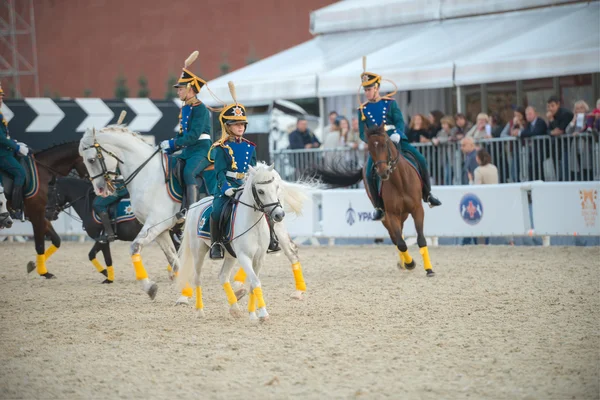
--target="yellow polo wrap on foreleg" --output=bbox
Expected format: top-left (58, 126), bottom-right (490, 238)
top-left (131, 254), bottom-right (148, 280)
top-left (44, 244), bottom-right (58, 259)
top-left (36, 254), bottom-right (48, 275)
top-left (248, 292), bottom-right (256, 313)
top-left (195, 286), bottom-right (204, 310)
top-left (253, 287), bottom-right (266, 309)
top-left (419, 247), bottom-right (433, 271)
top-left (91, 258), bottom-right (105, 273)
top-left (181, 283), bottom-right (193, 298)
top-left (291, 262), bottom-right (306, 291)
top-left (106, 266), bottom-right (115, 281)
top-left (400, 251), bottom-right (413, 265)
top-left (233, 267), bottom-right (246, 283)
top-left (223, 282), bottom-right (237, 305)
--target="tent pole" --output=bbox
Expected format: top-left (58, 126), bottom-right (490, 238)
top-left (318, 96), bottom-right (325, 140)
top-left (456, 86), bottom-right (466, 114)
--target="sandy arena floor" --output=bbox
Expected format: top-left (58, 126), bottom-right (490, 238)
top-left (0, 242), bottom-right (598, 399)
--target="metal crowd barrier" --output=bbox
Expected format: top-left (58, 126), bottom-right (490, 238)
top-left (273, 133), bottom-right (600, 184)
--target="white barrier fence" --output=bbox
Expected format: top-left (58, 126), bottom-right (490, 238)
top-left (2, 182), bottom-right (599, 242)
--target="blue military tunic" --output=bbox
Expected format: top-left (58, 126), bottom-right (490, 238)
top-left (0, 112), bottom-right (26, 186)
top-left (211, 136), bottom-right (257, 221)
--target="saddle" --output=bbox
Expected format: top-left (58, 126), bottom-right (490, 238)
top-left (1, 155), bottom-right (40, 201)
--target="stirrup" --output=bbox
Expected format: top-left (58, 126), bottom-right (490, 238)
top-left (267, 240), bottom-right (281, 253)
top-left (426, 194), bottom-right (442, 208)
top-left (175, 209), bottom-right (187, 223)
top-left (209, 242), bottom-right (224, 259)
top-left (372, 208), bottom-right (385, 221)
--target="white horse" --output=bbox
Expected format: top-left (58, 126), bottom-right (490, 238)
top-left (79, 126), bottom-right (182, 299)
top-left (176, 163), bottom-right (310, 321)
top-left (0, 186), bottom-right (13, 229)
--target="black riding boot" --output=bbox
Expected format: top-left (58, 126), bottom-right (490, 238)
top-left (11, 185), bottom-right (24, 221)
top-left (176, 185), bottom-right (198, 222)
top-left (209, 216), bottom-right (224, 259)
top-left (421, 173), bottom-right (442, 208)
top-left (98, 211), bottom-right (116, 243)
top-left (267, 218), bottom-right (281, 253)
top-left (367, 173), bottom-right (385, 221)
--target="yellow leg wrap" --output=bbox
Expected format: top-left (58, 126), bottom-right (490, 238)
top-left (233, 267), bottom-right (247, 283)
top-left (223, 282), bottom-right (238, 305)
top-left (195, 286), bottom-right (203, 310)
top-left (167, 265), bottom-right (179, 277)
top-left (248, 292), bottom-right (256, 313)
top-left (400, 251), bottom-right (413, 265)
top-left (131, 254), bottom-right (148, 280)
top-left (44, 244), bottom-right (58, 260)
top-left (181, 283), bottom-right (193, 298)
top-left (253, 287), bottom-right (266, 309)
top-left (36, 254), bottom-right (48, 275)
top-left (291, 262), bottom-right (306, 291)
top-left (91, 258), bottom-right (105, 273)
top-left (419, 246), bottom-right (433, 270)
top-left (106, 266), bottom-right (115, 281)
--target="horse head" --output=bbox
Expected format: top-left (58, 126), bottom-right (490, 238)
top-left (247, 163), bottom-right (286, 223)
top-left (79, 127), bottom-right (125, 198)
top-left (366, 124), bottom-right (397, 181)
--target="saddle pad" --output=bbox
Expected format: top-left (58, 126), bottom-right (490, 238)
top-left (163, 154), bottom-right (183, 203)
top-left (0, 155), bottom-right (40, 199)
top-left (92, 199), bottom-right (137, 224)
top-left (196, 199), bottom-right (238, 242)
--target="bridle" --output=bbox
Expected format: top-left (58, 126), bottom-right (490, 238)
top-left (46, 182), bottom-right (89, 222)
top-left (236, 176), bottom-right (283, 220)
top-left (371, 134), bottom-right (400, 180)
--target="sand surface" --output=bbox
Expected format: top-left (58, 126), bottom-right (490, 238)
top-left (0, 242), bottom-right (598, 399)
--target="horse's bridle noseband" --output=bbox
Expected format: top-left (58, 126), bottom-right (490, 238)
top-left (372, 135), bottom-right (400, 179)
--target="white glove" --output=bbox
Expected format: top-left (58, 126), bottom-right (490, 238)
top-left (17, 142), bottom-right (26, 148)
top-left (390, 133), bottom-right (401, 143)
top-left (17, 144), bottom-right (29, 156)
top-left (159, 140), bottom-right (172, 151)
top-left (224, 188), bottom-right (235, 197)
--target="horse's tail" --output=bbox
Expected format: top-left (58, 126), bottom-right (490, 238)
top-left (280, 179), bottom-right (322, 216)
top-left (307, 162), bottom-right (363, 188)
top-left (176, 213), bottom-right (196, 292)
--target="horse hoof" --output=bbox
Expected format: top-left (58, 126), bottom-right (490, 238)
top-left (405, 260), bottom-right (416, 271)
top-left (426, 269), bottom-right (435, 277)
top-left (101, 279), bottom-right (113, 284)
top-left (196, 309), bottom-right (205, 318)
top-left (26, 261), bottom-right (35, 274)
top-left (249, 312), bottom-right (258, 322)
top-left (290, 291), bottom-right (304, 300)
top-left (146, 283), bottom-right (158, 300)
top-left (175, 296), bottom-right (189, 306)
top-left (234, 288), bottom-right (247, 301)
top-left (41, 273), bottom-right (56, 279)
top-left (229, 305), bottom-right (242, 318)
top-left (100, 269), bottom-right (108, 277)
top-left (259, 315), bottom-right (270, 323)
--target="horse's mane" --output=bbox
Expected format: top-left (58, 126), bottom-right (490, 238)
top-left (80, 125), bottom-right (151, 151)
top-left (35, 140), bottom-right (80, 155)
top-left (365, 125), bottom-right (386, 137)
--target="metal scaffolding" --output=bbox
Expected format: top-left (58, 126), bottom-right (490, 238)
top-left (0, 0), bottom-right (39, 98)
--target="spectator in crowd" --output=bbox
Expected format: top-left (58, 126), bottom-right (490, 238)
top-left (338, 117), bottom-right (361, 149)
top-left (489, 112), bottom-right (504, 138)
top-left (567, 100), bottom-right (594, 181)
top-left (432, 116), bottom-right (459, 184)
top-left (428, 110), bottom-right (444, 138)
top-left (521, 106), bottom-right (548, 137)
top-left (432, 116), bottom-right (459, 145)
top-left (323, 116), bottom-right (343, 149)
top-left (455, 113), bottom-right (472, 140)
top-left (469, 148), bottom-right (498, 185)
top-left (288, 117), bottom-right (321, 150)
top-left (323, 111), bottom-right (338, 136)
top-left (547, 96), bottom-right (573, 136)
top-left (460, 137), bottom-right (478, 185)
top-left (349, 117), bottom-right (364, 149)
top-left (466, 113), bottom-right (492, 140)
top-left (500, 107), bottom-right (526, 137)
top-left (407, 114), bottom-right (432, 143)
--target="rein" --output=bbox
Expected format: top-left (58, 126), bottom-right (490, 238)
top-left (46, 183), bottom-right (88, 223)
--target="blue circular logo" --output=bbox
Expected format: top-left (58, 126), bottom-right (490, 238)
top-left (459, 193), bottom-right (483, 225)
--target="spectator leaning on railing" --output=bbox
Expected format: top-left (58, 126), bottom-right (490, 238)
top-left (432, 116), bottom-right (459, 145)
top-left (455, 113), bottom-right (472, 140)
top-left (501, 107), bottom-right (526, 138)
top-left (428, 110), bottom-right (444, 138)
top-left (466, 113), bottom-right (492, 140)
top-left (566, 100), bottom-right (594, 181)
top-left (521, 106), bottom-right (548, 137)
top-left (407, 114), bottom-right (432, 143)
top-left (490, 112), bottom-right (504, 138)
top-left (547, 95), bottom-right (574, 137)
top-left (323, 111), bottom-right (338, 137)
top-left (288, 117), bottom-right (321, 150)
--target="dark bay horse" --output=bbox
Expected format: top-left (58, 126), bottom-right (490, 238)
top-left (312, 125), bottom-right (435, 277)
top-left (4, 141), bottom-right (87, 278)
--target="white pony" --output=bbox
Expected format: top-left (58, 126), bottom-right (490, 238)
top-left (0, 185), bottom-right (13, 229)
top-left (79, 126), bottom-right (182, 299)
top-left (176, 162), bottom-right (310, 321)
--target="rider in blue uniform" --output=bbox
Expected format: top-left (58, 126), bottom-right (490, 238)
top-left (358, 60), bottom-right (441, 221)
top-left (159, 51), bottom-right (214, 222)
top-left (0, 82), bottom-right (29, 220)
top-left (92, 172), bottom-right (128, 243)
top-left (208, 82), bottom-right (280, 259)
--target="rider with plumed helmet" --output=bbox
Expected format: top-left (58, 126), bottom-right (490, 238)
top-left (358, 57), bottom-right (441, 221)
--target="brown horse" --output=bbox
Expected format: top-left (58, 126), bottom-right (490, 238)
top-left (4, 141), bottom-right (87, 278)
top-left (312, 124), bottom-right (435, 277)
